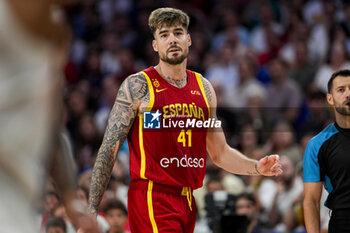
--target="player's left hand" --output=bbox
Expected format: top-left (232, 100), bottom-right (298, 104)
top-left (256, 154), bottom-right (282, 176)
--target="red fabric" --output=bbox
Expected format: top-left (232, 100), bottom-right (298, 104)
top-left (40, 213), bottom-right (49, 232)
top-left (127, 66), bottom-right (209, 189)
top-left (128, 180), bottom-right (197, 233)
top-left (64, 60), bottom-right (80, 85)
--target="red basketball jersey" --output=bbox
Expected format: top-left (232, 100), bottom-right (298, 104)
top-left (127, 66), bottom-right (210, 189)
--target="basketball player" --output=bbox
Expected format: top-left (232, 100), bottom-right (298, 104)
top-left (83, 8), bottom-right (282, 233)
top-left (0, 0), bottom-right (99, 232)
top-left (303, 69), bottom-right (350, 233)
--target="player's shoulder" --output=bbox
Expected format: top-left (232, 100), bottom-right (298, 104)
top-left (124, 72), bottom-right (147, 83)
top-left (122, 72), bottom-right (149, 102)
top-left (193, 71), bottom-right (209, 84)
top-left (192, 72), bottom-right (216, 105)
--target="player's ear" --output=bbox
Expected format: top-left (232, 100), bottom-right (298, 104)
top-left (152, 40), bottom-right (158, 52)
top-left (187, 33), bottom-right (191, 47)
top-left (327, 93), bottom-right (334, 105)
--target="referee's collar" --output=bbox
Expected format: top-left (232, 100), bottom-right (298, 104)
top-left (334, 122), bottom-right (350, 136)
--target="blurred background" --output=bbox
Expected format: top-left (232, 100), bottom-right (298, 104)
top-left (40, 0), bottom-right (347, 232)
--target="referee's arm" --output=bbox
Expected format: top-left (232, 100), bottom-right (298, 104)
top-left (303, 181), bottom-right (323, 233)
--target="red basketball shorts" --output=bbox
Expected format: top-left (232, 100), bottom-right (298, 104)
top-left (128, 180), bottom-right (197, 233)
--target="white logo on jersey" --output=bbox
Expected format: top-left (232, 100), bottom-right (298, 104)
top-left (160, 154), bottom-right (205, 168)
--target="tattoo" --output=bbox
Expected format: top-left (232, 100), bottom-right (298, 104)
top-left (247, 171), bottom-right (260, 175)
top-left (201, 76), bottom-right (212, 103)
top-left (129, 74), bottom-right (149, 101)
top-left (88, 73), bottom-right (148, 213)
top-left (246, 163), bottom-right (260, 176)
top-left (163, 75), bottom-right (187, 88)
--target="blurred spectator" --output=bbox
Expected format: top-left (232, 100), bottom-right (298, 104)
top-left (329, 23), bottom-right (350, 54)
top-left (282, 192), bottom-right (305, 233)
top-left (236, 124), bottom-right (260, 158)
top-left (258, 25), bottom-right (283, 66)
top-left (113, 13), bottom-right (137, 50)
top-left (260, 156), bottom-right (303, 231)
top-left (97, 0), bottom-right (115, 25)
top-left (114, 49), bottom-right (139, 83)
top-left (265, 58), bottom-right (303, 123)
top-left (41, 192), bottom-right (62, 231)
top-left (298, 90), bottom-right (331, 136)
top-left (76, 173), bottom-right (111, 233)
top-left (76, 186), bottom-right (89, 204)
top-left (109, 161), bottom-right (129, 206)
top-left (314, 41), bottom-right (350, 93)
top-left (53, 205), bottom-right (77, 233)
top-left (343, 2), bottom-right (350, 41)
top-left (188, 30), bottom-right (210, 73)
top-left (66, 87), bottom-right (89, 142)
top-left (76, 113), bottom-right (102, 171)
top-left (288, 40), bottom-right (318, 93)
top-left (304, 0), bottom-right (329, 63)
top-left (95, 75), bottom-right (120, 134)
top-left (103, 199), bottom-right (129, 233)
top-left (250, 4), bottom-right (284, 55)
top-left (205, 43), bottom-right (239, 106)
top-left (81, 4), bottom-right (103, 43)
top-left (46, 217), bottom-right (67, 233)
top-left (227, 57), bottom-right (266, 108)
top-left (238, 94), bottom-right (273, 144)
top-left (217, 26), bottom-right (248, 62)
top-left (206, 175), bottom-right (224, 194)
top-left (205, 175), bottom-right (236, 233)
top-left (211, 9), bottom-right (250, 49)
top-left (220, 171), bottom-right (245, 197)
top-left (264, 121), bottom-right (302, 166)
top-left (81, 46), bottom-right (104, 95)
top-left (235, 193), bottom-right (268, 233)
top-left (100, 31), bottom-right (121, 75)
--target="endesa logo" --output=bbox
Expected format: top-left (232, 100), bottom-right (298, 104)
top-left (160, 154), bottom-right (205, 168)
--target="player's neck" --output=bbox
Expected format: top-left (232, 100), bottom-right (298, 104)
top-left (156, 60), bottom-right (187, 81)
top-left (155, 61), bottom-right (187, 88)
top-left (335, 115), bottom-right (350, 129)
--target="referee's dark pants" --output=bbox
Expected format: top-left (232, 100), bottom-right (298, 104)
top-left (329, 209), bottom-right (350, 233)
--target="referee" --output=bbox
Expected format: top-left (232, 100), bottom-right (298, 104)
top-left (303, 69), bottom-right (350, 233)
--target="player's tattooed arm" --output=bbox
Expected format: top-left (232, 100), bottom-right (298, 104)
top-left (201, 75), bottom-right (213, 105)
top-left (88, 73), bottom-right (148, 215)
top-left (200, 75), bottom-right (216, 120)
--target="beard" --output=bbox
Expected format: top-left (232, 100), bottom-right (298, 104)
top-left (335, 98), bottom-right (350, 116)
top-left (159, 47), bottom-right (188, 65)
top-left (335, 106), bottom-right (350, 115)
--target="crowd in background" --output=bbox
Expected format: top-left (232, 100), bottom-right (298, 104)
top-left (38, 0), bottom-right (350, 232)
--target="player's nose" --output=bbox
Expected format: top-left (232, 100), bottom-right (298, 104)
top-left (169, 33), bottom-right (178, 45)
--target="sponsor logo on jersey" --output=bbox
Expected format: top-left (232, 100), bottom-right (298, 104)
top-left (191, 90), bottom-right (201, 96)
top-left (143, 110), bottom-right (161, 129)
top-left (163, 103), bottom-right (205, 121)
top-left (163, 117), bottom-right (220, 128)
top-left (160, 154), bottom-right (205, 168)
top-left (143, 103), bottom-right (221, 129)
top-left (155, 88), bottom-right (168, 93)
